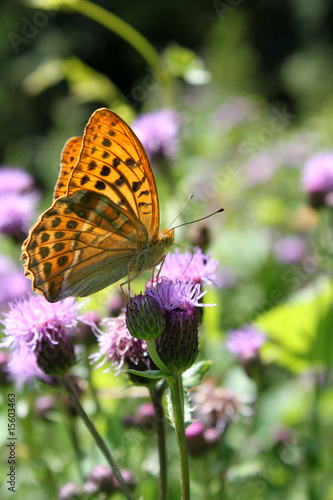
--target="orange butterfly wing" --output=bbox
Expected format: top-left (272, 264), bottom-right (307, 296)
top-left (22, 109), bottom-right (173, 302)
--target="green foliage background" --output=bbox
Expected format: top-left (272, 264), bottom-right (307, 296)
top-left (1, 1), bottom-right (333, 499)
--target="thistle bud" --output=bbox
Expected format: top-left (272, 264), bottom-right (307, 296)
top-left (155, 308), bottom-right (199, 373)
top-left (126, 293), bottom-right (165, 341)
top-left (34, 334), bottom-right (75, 377)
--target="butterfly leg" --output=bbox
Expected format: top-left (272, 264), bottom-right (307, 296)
top-left (120, 262), bottom-right (142, 301)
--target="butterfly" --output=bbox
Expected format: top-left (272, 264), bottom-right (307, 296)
top-left (22, 108), bottom-right (174, 302)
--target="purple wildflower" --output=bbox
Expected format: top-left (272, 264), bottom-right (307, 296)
top-left (0, 192), bottom-right (38, 237)
top-left (0, 167), bottom-right (39, 238)
top-left (302, 152), bottom-right (333, 207)
top-left (212, 97), bottom-right (259, 131)
top-left (273, 235), bottom-right (307, 264)
top-left (158, 246), bottom-right (218, 285)
top-left (225, 325), bottom-right (265, 361)
top-left (0, 167), bottom-right (35, 194)
top-left (132, 109), bottom-right (180, 161)
top-left (245, 153), bottom-right (277, 186)
top-left (145, 277), bottom-right (213, 311)
top-left (145, 278), bottom-right (214, 372)
top-left (0, 295), bottom-right (81, 380)
top-left (0, 255), bottom-right (29, 305)
top-left (90, 313), bottom-right (151, 376)
top-left (5, 345), bottom-right (52, 389)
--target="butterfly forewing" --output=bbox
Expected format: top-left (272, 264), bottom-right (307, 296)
top-left (54, 136), bottom-right (82, 200)
top-left (67, 109), bottom-right (160, 239)
top-left (24, 190), bottom-right (150, 301)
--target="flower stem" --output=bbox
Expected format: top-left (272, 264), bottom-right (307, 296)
top-left (62, 375), bottom-right (134, 500)
top-left (70, 0), bottom-right (160, 74)
top-left (167, 373), bottom-right (190, 500)
top-left (149, 383), bottom-right (168, 500)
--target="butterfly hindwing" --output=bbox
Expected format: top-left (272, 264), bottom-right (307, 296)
top-left (54, 136), bottom-right (82, 200)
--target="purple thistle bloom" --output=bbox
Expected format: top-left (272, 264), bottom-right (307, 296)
top-left (302, 152), bottom-right (333, 193)
top-left (225, 325), bottom-right (265, 361)
top-left (0, 295), bottom-right (82, 381)
top-left (273, 235), bottom-right (307, 264)
top-left (0, 167), bottom-right (39, 238)
top-left (245, 153), bottom-right (277, 186)
top-left (5, 344), bottom-right (52, 389)
top-left (0, 192), bottom-right (39, 237)
top-left (145, 278), bottom-right (214, 372)
top-left (158, 246), bottom-right (219, 285)
top-left (0, 167), bottom-right (35, 194)
top-left (1, 295), bottom-right (80, 352)
top-left (132, 109), bottom-right (180, 161)
top-left (145, 277), bottom-right (213, 311)
top-left (0, 255), bottom-right (30, 305)
top-left (90, 313), bottom-right (150, 376)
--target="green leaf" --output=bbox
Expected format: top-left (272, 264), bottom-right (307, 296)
top-left (182, 360), bottom-right (212, 388)
top-left (125, 369), bottom-right (164, 380)
top-left (257, 278), bottom-right (333, 372)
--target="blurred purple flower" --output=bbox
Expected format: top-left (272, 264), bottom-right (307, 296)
top-left (225, 325), bottom-right (265, 361)
top-left (0, 192), bottom-right (38, 237)
top-left (158, 246), bottom-right (219, 285)
top-left (212, 97), bottom-right (259, 131)
top-left (302, 152), bottom-right (333, 207)
top-left (0, 167), bottom-right (35, 194)
top-left (273, 235), bottom-right (307, 264)
top-left (0, 255), bottom-right (29, 305)
top-left (245, 153), bottom-right (277, 186)
top-left (0, 167), bottom-right (39, 238)
top-left (90, 313), bottom-right (150, 376)
top-left (215, 268), bottom-right (237, 289)
top-left (132, 109), bottom-right (180, 161)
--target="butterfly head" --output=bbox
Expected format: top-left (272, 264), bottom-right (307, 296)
top-left (159, 228), bottom-right (174, 249)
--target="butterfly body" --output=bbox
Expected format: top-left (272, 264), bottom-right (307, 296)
top-left (22, 108), bottom-right (174, 302)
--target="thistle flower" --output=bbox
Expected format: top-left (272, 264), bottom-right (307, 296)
top-left (0, 167), bottom-right (35, 194)
top-left (158, 246), bottom-right (218, 285)
top-left (302, 152), bottom-right (333, 207)
top-left (132, 109), bottom-right (180, 161)
top-left (85, 465), bottom-right (136, 495)
top-left (145, 278), bottom-right (214, 372)
top-left (272, 235), bottom-right (307, 264)
top-left (0, 295), bottom-right (81, 380)
top-left (90, 313), bottom-right (152, 376)
top-left (0, 192), bottom-right (39, 238)
top-left (0, 167), bottom-right (39, 239)
top-left (0, 255), bottom-right (29, 305)
top-left (225, 325), bottom-right (265, 361)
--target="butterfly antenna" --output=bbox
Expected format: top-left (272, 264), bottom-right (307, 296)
top-left (171, 207), bottom-right (224, 231)
top-left (168, 194), bottom-right (194, 229)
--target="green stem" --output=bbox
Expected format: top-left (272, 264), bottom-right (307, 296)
top-left (149, 383), bottom-right (168, 500)
top-left (62, 375), bottom-right (134, 500)
top-left (70, 0), bottom-right (160, 73)
top-left (146, 339), bottom-right (171, 375)
top-left (167, 373), bottom-right (190, 500)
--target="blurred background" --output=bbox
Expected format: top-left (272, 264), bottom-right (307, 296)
top-left (1, 0), bottom-right (333, 499)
